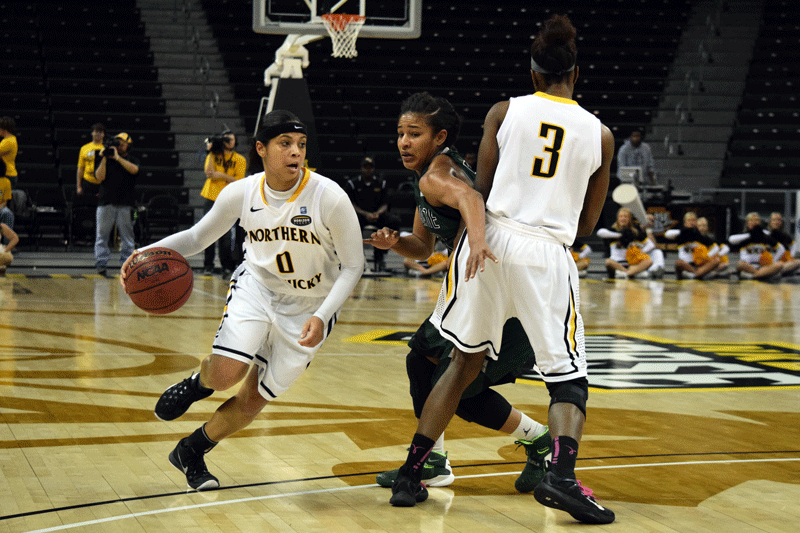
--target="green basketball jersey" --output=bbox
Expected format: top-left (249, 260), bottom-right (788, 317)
top-left (412, 147), bottom-right (471, 250)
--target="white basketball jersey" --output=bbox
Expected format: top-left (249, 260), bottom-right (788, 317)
top-left (237, 169), bottom-right (348, 297)
top-left (487, 92), bottom-right (603, 245)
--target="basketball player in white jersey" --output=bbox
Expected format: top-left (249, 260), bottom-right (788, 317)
top-left (389, 15), bottom-right (616, 524)
top-left (120, 110), bottom-right (364, 491)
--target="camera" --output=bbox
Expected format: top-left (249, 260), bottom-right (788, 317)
top-left (102, 138), bottom-right (121, 158)
top-left (205, 130), bottom-right (233, 155)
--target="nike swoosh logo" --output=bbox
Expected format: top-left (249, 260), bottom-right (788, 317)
top-left (250, 207), bottom-right (264, 212)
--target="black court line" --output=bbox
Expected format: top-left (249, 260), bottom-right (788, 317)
top-left (2, 449), bottom-right (797, 522)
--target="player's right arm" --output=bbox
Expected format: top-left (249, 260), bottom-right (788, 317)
top-left (475, 100), bottom-right (509, 201)
top-left (577, 124), bottom-right (613, 237)
top-left (120, 181), bottom-right (243, 286)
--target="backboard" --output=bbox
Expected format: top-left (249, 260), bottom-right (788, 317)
top-left (253, 0), bottom-right (421, 39)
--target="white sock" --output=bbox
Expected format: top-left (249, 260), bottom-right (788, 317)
top-left (511, 413), bottom-right (547, 441)
top-left (432, 432), bottom-right (445, 454)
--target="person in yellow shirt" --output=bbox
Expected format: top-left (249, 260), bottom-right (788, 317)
top-left (0, 221), bottom-right (19, 276)
top-left (0, 117), bottom-right (18, 187)
top-left (77, 123), bottom-right (106, 197)
top-left (0, 159), bottom-right (12, 229)
top-left (201, 130), bottom-right (246, 277)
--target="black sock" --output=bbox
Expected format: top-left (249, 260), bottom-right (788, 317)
top-left (550, 436), bottom-right (579, 479)
top-left (193, 372), bottom-right (213, 394)
top-left (184, 424), bottom-right (218, 456)
top-left (399, 433), bottom-right (436, 484)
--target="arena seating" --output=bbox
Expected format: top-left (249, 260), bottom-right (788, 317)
top-left (2, 1), bottom-right (185, 248)
top-left (200, 0), bottom-right (688, 192)
top-left (721, 2), bottom-right (800, 195)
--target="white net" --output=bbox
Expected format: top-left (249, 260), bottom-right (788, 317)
top-left (321, 14), bottom-right (365, 58)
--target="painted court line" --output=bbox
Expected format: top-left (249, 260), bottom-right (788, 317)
top-left (21, 457), bottom-right (799, 533)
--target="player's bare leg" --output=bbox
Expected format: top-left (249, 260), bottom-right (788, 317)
top-left (204, 366), bottom-right (269, 442)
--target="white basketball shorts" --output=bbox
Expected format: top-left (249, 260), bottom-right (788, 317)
top-left (212, 266), bottom-right (337, 400)
top-left (429, 214), bottom-right (587, 383)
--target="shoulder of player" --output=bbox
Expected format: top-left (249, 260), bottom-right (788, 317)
top-left (307, 170), bottom-right (351, 198)
top-left (424, 154), bottom-right (471, 187)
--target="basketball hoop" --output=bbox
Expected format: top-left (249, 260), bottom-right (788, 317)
top-left (321, 13), bottom-right (366, 58)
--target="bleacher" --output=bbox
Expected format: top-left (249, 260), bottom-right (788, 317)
top-left (2, 1), bottom-right (188, 249)
top-left (200, 0), bottom-right (688, 195)
top-left (721, 1), bottom-right (800, 200)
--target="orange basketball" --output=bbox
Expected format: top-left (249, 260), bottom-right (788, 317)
top-left (125, 247), bottom-right (193, 314)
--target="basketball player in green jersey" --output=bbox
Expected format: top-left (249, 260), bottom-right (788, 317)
top-left (392, 15), bottom-right (615, 523)
top-left (365, 92), bottom-right (551, 498)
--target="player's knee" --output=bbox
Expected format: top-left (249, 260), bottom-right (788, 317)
top-left (202, 355), bottom-right (249, 391)
top-left (450, 349), bottom-right (485, 385)
top-left (546, 377), bottom-right (589, 417)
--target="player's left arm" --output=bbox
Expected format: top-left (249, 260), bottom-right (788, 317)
top-left (420, 158), bottom-right (496, 280)
top-left (302, 191), bottom-right (365, 347)
top-left (577, 124), bottom-right (614, 237)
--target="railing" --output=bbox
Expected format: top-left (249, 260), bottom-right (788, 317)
top-left (698, 187), bottom-right (799, 236)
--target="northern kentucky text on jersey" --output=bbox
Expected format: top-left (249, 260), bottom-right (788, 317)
top-left (248, 226), bottom-right (321, 245)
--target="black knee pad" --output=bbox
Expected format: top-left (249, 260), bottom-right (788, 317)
top-left (406, 350), bottom-right (437, 419)
top-left (546, 377), bottom-right (589, 417)
top-left (455, 388), bottom-right (512, 431)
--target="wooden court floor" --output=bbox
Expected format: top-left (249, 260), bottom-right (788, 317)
top-left (0, 271), bottom-right (798, 532)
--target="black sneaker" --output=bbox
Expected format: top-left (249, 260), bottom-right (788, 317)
top-left (155, 372), bottom-right (213, 421)
top-left (168, 439), bottom-right (220, 491)
top-left (534, 472), bottom-right (615, 524)
top-left (514, 427), bottom-right (552, 493)
top-left (389, 474), bottom-right (429, 507)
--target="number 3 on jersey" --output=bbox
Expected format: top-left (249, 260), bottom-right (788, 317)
top-left (531, 122), bottom-right (565, 179)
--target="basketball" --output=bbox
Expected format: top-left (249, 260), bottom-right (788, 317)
top-left (124, 247), bottom-right (193, 314)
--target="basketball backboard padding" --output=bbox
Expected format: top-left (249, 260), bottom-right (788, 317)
top-left (253, 0), bottom-right (421, 39)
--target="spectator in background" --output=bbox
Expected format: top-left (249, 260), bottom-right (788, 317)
top-left (616, 129), bottom-right (655, 185)
top-left (0, 159), bottom-right (12, 229)
top-left (728, 212), bottom-right (784, 281)
top-left (93, 133), bottom-right (140, 277)
top-left (201, 130), bottom-right (247, 278)
top-left (345, 156), bottom-right (400, 271)
top-left (74, 123), bottom-right (106, 245)
top-left (77, 123), bottom-right (106, 198)
top-left (597, 207), bottom-right (654, 279)
top-left (0, 117), bottom-right (18, 187)
top-left (570, 241), bottom-right (592, 277)
top-left (0, 222), bottom-right (19, 276)
top-left (767, 212), bottom-right (800, 276)
top-left (664, 211), bottom-right (721, 280)
top-left (697, 216), bottom-right (732, 277)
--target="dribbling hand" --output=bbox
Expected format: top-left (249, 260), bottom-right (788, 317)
top-left (119, 250), bottom-right (141, 290)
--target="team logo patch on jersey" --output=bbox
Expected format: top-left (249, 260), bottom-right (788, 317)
top-left (291, 215), bottom-right (312, 226)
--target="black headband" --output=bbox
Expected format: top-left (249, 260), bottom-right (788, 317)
top-left (255, 122), bottom-right (307, 144)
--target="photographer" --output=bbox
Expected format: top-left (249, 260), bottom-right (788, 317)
top-left (93, 132), bottom-right (140, 277)
top-left (200, 130), bottom-right (246, 277)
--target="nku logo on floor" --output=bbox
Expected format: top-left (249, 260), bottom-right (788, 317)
top-left (517, 334), bottom-right (800, 391)
top-left (347, 330), bottom-right (800, 391)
